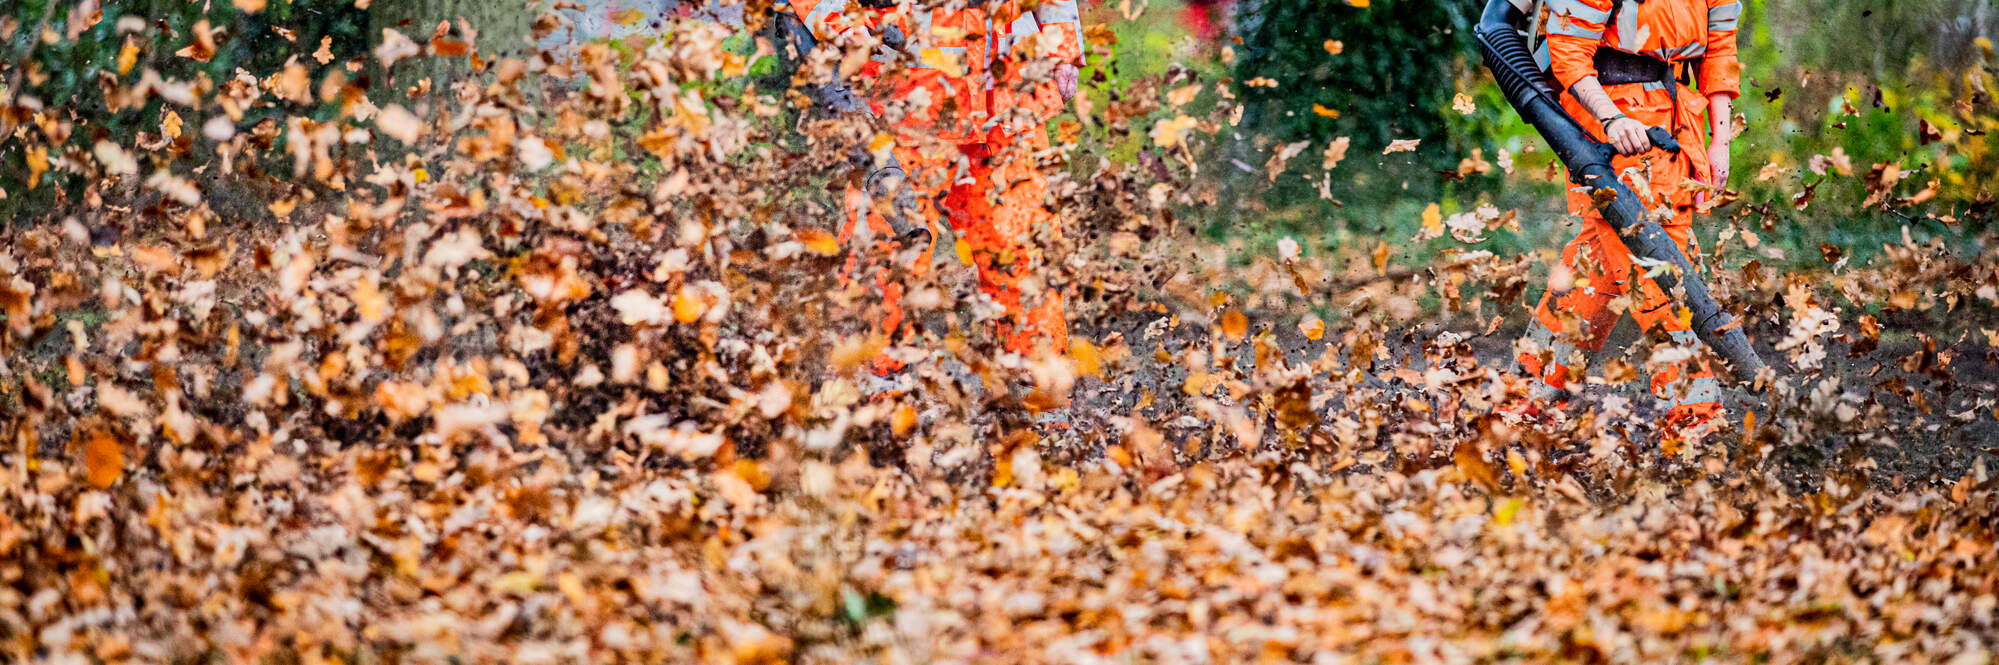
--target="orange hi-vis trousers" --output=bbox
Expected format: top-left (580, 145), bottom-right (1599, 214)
top-left (944, 126), bottom-right (1067, 356)
top-left (842, 130), bottom-right (1070, 359)
top-left (1518, 208), bottom-right (1722, 427)
top-left (840, 127), bottom-right (1070, 366)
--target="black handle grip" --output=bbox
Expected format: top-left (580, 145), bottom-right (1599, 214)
top-left (1647, 126), bottom-right (1682, 154)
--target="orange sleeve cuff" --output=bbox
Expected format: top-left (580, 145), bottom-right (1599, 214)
top-left (1699, 54), bottom-right (1741, 99)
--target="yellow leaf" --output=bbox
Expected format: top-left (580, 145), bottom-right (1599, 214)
top-left (1323, 40), bottom-right (1344, 55)
top-left (1311, 104), bottom-right (1340, 118)
top-left (490, 571), bottom-right (540, 594)
top-left (25, 147), bottom-right (47, 189)
top-left (117, 37), bottom-right (141, 75)
top-left (1069, 339), bottom-right (1104, 377)
top-left (1181, 371), bottom-right (1203, 395)
top-left (992, 452), bottom-right (1014, 488)
top-left (892, 404), bottom-right (918, 436)
top-left (1150, 114), bottom-right (1200, 149)
top-left (798, 229), bottom-right (840, 256)
top-left (1167, 84), bottom-right (1201, 108)
top-left (612, 8), bottom-right (646, 25)
top-left (1494, 498), bottom-right (1524, 525)
top-left (919, 48), bottom-right (965, 77)
top-left (672, 286), bottom-right (706, 324)
top-left (1347, 0), bottom-right (1369, 6)
top-left (1421, 203), bottom-right (1443, 235)
top-left (954, 238), bottom-right (974, 265)
top-left (830, 335), bottom-right (885, 374)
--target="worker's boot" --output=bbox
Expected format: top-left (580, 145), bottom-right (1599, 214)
top-left (1497, 383), bottom-right (1571, 429)
top-left (1505, 320), bottom-right (1579, 428)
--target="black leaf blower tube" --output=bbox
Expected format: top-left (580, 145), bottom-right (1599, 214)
top-left (1475, 0), bottom-right (1766, 382)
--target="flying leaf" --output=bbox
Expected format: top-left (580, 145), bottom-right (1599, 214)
top-left (1384, 138), bottom-right (1422, 154)
top-left (82, 430), bottom-right (124, 489)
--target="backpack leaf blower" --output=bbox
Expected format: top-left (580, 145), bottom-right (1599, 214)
top-left (1475, 0), bottom-right (1767, 382)
top-left (777, 10), bottom-right (932, 250)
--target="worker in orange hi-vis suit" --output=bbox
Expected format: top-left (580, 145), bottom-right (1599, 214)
top-left (953, 0), bottom-right (1085, 356)
top-left (784, 0), bottom-right (991, 374)
top-left (1514, 0), bottom-right (1741, 440)
top-left (787, 0), bottom-right (1084, 362)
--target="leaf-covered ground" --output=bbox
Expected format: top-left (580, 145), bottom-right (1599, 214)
top-left (2, 5), bottom-right (1998, 664)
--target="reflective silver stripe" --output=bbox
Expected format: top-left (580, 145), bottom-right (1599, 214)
top-left (1527, 322), bottom-right (1585, 365)
top-left (1035, 0), bottom-right (1080, 25)
top-left (1709, 2), bottom-right (1742, 31)
top-left (1641, 81), bottom-right (1669, 92)
top-left (1527, 321), bottom-right (1556, 348)
top-left (1617, 0), bottom-right (1642, 47)
top-left (1660, 376), bottom-right (1722, 409)
top-left (996, 12), bottom-right (1039, 54)
top-left (1036, 0), bottom-right (1086, 65)
top-left (803, 0), bottom-right (838, 31)
top-left (1011, 13), bottom-right (1040, 38)
top-left (1548, 0), bottom-right (1611, 25)
top-left (1677, 42), bottom-right (1706, 59)
top-left (1546, 19), bottom-right (1604, 39)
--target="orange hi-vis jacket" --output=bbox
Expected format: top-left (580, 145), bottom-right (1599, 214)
top-left (1545, 0), bottom-right (1741, 213)
top-left (786, 0), bottom-right (1085, 144)
top-left (988, 0), bottom-right (1086, 132)
top-left (790, 0), bottom-right (991, 144)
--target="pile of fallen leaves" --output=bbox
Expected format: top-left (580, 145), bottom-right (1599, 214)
top-left (1, 3), bottom-right (1997, 663)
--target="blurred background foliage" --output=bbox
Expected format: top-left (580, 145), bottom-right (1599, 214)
top-left (0, 0), bottom-right (370, 220)
top-left (5, 0), bottom-right (1999, 279)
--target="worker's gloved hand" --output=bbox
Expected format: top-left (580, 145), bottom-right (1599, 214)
top-left (865, 164), bottom-right (931, 254)
top-left (894, 223), bottom-right (935, 255)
